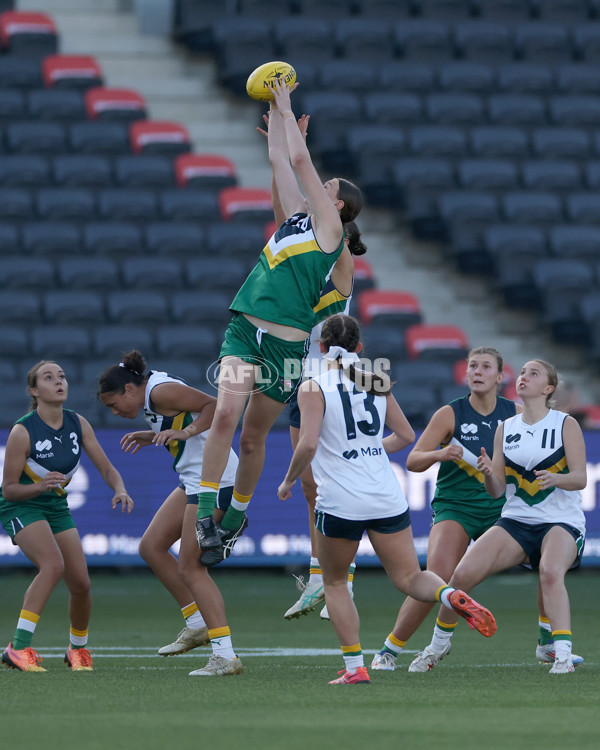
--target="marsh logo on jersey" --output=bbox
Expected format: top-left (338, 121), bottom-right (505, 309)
top-left (460, 423), bottom-right (479, 441)
top-left (505, 433), bottom-right (521, 450)
top-left (35, 439), bottom-right (54, 458)
top-left (342, 449), bottom-right (358, 460)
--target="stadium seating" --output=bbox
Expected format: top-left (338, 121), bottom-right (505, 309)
top-left (0, 11), bottom-right (58, 57)
top-left (404, 324), bottom-right (469, 362)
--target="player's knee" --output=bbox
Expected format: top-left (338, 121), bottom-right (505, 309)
top-left (238, 428), bottom-right (264, 457)
top-left (138, 534), bottom-right (156, 564)
top-left (42, 557), bottom-right (65, 583)
top-left (538, 562), bottom-right (563, 590)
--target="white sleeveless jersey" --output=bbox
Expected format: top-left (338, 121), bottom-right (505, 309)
top-left (501, 409), bottom-right (585, 534)
top-left (311, 368), bottom-right (408, 520)
top-left (144, 371), bottom-right (238, 495)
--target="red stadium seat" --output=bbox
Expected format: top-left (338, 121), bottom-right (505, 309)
top-left (579, 405), bottom-right (600, 429)
top-left (0, 11), bottom-right (57, 56)
top-left (352, 257), bottom-right (376, 296)
top-left (405, 324), bottom-right (469, 361)
top-left (129, 120), bottom-right (191, 155)
top-left (357, 290), bottom-right (421, 327)
top-left (263, 221), bottom-right (277, 242)
top-left (218, 186), bottom-right (272, 223)
top-left (42, 54), bottom-right (103, 89)
top-left (85, 87), bottom-right (147, 122)
top-left (174, 153), bottom-right (237, 191)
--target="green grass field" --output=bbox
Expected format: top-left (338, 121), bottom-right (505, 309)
top-left (1, 567), bottom-right (598, 750)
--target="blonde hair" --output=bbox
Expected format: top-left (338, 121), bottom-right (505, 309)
top-left (532, 359), bottom-right (558, 407)
top-left (27, 360), bottom-right (60, 411)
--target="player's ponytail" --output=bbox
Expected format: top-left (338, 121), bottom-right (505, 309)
top-left (344, 220), bottom-right (367, 256)
top-left (97, 350), bottom-right (147, 396)
top-left (320, 314), bottom-right (391, 396)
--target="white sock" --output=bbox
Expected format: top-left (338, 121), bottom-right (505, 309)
top-left (182, 602), bottom-right (206, 630)
top-left (430, 622), bottom-right (456, 653)
top-left (308, 557), bottom-right (323, 585)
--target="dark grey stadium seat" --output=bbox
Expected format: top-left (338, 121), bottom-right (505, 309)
top-left (83, 221), bottom-right (144, 257)
top-left (97, 188), bottom-right (157, 222)
top-left (92, 325), bottom-right (155, 359)
top-left (572, 23), bottom-right (600, 61)
top-left (363, 92), bottom-right (422, 126)
top-left (408, 125), bottom-right (468, 158)
top-left (502, 191), bottom-right (563, 227)
top-left (0, 326), bottom-right (31, 359)
top-left (556, 64), bottom-right (600, 95)
top-left (68, 121), bottom-right (130, 154)
top-left (521, 160), bottom-right (582, 193)
top-left (315, 59), bottom-right (379, 94)
top-left (22, 221), bottom-right (81, 256)
top-left (206, 222), bottom-right (266, 261)
top-left (31, 325), bottom-right (92, 359)
top-left (566, 193), bottom-right (600, 224)
top-left (27, 89), bottom-right (85, 122)
top-left (0, 88), bottom-right (26, 122)
top-left (334, 18), bottom-right (394, 60)
top-left (425, 92), bottom-right (485, 126)
top-left (57, 256), bottom-right (120, 290)
top-left (469, 126), bottom-right (529, 159)
top-left (114, 155), bottom-right (174, 189)
top-left (487, 94), bottom-right (547, 127)
top-left (496, 62), bottom-right (554, 95)
top-left (106, 290), bottom-right (170, 324)
top-left (159, 189), bottom-right (219, 223)
top-left (549, 95), bottom-right (600, 128)
top-left (379, 61), bottom-right (436, 93)
top-left (156, 324), bottom-right (221, 360)
top-left (0, 256), bottom-right (54, 289)
top-left (391, 384), bottom-right (437, 430)
top-left (454, 21), bottom-right (514, 64)
top-left (0, 56), bottom-right (43, 89)
top-left (548, 225), bottom-right (600, 265)
top-left (170, 290), bottom-right (233, 326)
top-left (457, 159), bottom-right (519, 192)
top-left (438, 62), bottom-right (495, 93)
top-left (273, 18), bottom-right (334, 64)
top-left (531, 128), bottom-right (591, 160)
top-left (394, 20), bottom-right (453, 62)
top-left (0, 187), bottom-right (34, 220)
top-left (475, 0), bottom-right (532, 22)
top-left (6, 121), bottom-right (67, 154)
top-left (121, 257), bottom-right (183, 290)
top-left (36, 188), bottom-right (96, 222)
top-left (513, 22), bottom-right (572, 63)
top-left (185, 258), bottom-right (247, 293)
top-left (144, 222), bottom-right (206, 259)
top-left (530, 0), bottom-right (589, 23)
top-left (0, 223), bottom-right (19, 253)
top-left (0, 290), bottom-right (41, 324)
top-left (53, 155), bottom-right (112, 188)
top-left (43, 290), bottom-right (105, 325)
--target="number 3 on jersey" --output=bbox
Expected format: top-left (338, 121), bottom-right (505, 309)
top-left (337, 384), bottom-right (380, 440)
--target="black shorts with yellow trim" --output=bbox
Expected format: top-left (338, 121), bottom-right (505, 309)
top-left (495, 517), bottom-right (585, 571)
top-left (219, 313), bottom-right (308, 404)
top-left (314, 508), bottom-right (411, 542)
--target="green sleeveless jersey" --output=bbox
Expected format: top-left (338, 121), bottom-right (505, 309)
top-left (0, 409), bottom-right (82, 512)
top-left (230, 213), bottom-right (344, 333)
top-left (434, 395), bottom-right (516, 509)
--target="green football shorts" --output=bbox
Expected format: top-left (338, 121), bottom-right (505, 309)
top-left (0, 502), bottom-right (76, 542)
top-left (218, 313), bottom-right (308, 404)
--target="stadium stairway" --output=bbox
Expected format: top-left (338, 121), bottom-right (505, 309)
top-left (17, 0), bottom-right (597, 405)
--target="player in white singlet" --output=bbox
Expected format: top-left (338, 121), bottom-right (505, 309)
top-left (427, 359), bottom-right (586, 675)
top-left (277, 315), bottom-right (497, 685)
top-left (98, 350), bottom-right (242, 677)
